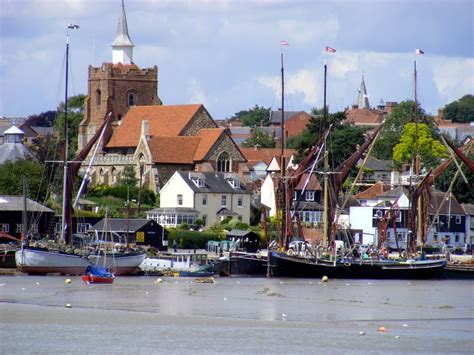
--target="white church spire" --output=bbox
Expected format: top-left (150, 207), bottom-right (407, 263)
top-left (357, 73), bottom-right (370, 109)
top-left (111, 0), bottom-right (134, 64)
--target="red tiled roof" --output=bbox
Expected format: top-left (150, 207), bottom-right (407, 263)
top-left (240, 147), bottom-right (295, 165)
top-left (354, 182), bottom-right (388, 199)
top-left (148, 136), bottom-right (200, 164)
top-left (294, 173), bottom-right (322, 190)
top-left (107, 104), bottom-right (202, 148)
top-left (193, 128), bottom-right (225, 161)
top-left (345, 108), bottom-right (384, 126)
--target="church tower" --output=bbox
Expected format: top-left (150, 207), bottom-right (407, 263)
top-left (356, 74), bottom-right (370, 109)
top-left (78, 0), bottom-right (161, 151)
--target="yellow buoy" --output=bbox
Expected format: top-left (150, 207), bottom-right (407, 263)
top-left (322, 276), bottom-right (329, 283)
top-left (65, 278), bottom-right (72, 285)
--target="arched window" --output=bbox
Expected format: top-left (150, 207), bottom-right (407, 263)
top-left (111, 167), bottom-right (118, 184)
top-left (96, 89), bottom-right (101, 108)
top-left (127, 90), bottom-right (138, 107)
top-left (217, 152), bottom-right (231, 172)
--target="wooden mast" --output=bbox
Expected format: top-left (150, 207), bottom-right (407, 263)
top-left (322, 62), bottom-right (329, 249)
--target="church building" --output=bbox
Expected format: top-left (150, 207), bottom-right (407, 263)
top-left (79, 1), bottom-right (246, 192)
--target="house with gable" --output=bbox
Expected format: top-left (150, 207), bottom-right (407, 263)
top-left (350, 185), bottom-right (466, 249)
top-left (146, 171), bottom-right (251, 228)
top-left (268, 110), bottom-right (311, 145)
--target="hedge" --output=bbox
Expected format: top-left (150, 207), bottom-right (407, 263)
top-left (168, 229), bottom-right (225, 249)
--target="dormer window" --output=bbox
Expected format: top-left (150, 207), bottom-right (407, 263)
top-left (305, 191), bottom-right (315, 201)
top-left (189, 172), bottom-right (205, 188)
top-left (225, 173), bottom-right (240, 189)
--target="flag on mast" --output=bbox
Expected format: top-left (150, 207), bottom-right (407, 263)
top-left (280, 40), bottom-right (289, 46)
top-left (325, 46), bottom-right (336, 53)
top-left (415, 48), bottom-right (424, 55)
top-left (68, 23), bottom-right (80, 29)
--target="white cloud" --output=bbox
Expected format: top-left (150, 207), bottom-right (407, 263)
top-left (186, 79), bottom-right (210, 106)
top-left (432, 58), bottom-right (474, 102)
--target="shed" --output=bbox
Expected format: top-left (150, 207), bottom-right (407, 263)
top-left (92, 218), bottom-right (168, 251)
top-left (226, 229), bottom-right (260, 253)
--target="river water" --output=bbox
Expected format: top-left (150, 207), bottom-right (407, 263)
top-left (1, 275), bottom-right (473, 354)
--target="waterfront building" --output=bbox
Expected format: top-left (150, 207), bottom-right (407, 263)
top-left (146, 171), bottom-right (251, 228)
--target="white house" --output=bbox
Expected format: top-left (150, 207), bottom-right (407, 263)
top-left (146, 171), bottom-right (251, 228)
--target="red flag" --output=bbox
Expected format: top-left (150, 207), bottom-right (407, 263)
top-left (415, 49), bottom-right (424, 55)
top-left (325, 46), bottom-right (336, 53)
top-left (280, 40), bottom-right (289, 46)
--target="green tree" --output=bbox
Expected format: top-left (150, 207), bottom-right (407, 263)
top-left (443, 94), bottom-right (474, 123)
top-left (54, 94), bottom-right (86, 157)
top-left (372, 100), bottom-right (432, 160)
top-left (435, 152), bottom-right (474, 204)
top-left (0, 159), bottom-right (49, 201)
top-left (234, 105), bottom-right (270, 127)
top-left (290, 110), bottom-right (368, 167)
top-left (241, 128), bottom-right (276, 148)
top-left (121, 165), bottom-right (137, 187)
top-left (393, 123), bottom-right (447, 169)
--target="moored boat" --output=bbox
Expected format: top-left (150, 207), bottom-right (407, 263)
top-left (82, 265), bottom-right (115, 284)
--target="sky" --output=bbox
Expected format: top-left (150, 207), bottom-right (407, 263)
top-left (1, 0), bottom-right (473, 120)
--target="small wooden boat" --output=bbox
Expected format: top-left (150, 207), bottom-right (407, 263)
top-left (82, 265), bottom-right (115, 284)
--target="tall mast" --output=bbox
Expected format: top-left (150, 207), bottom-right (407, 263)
top-left (280, 48), bottom-right (287, 249)
top-left (61, 24), bottom-right (79, 244)
top-left (414, 54), bottom-right (423, 245)
top-left (322, 63), bottom-right (329, 249)
top-left (60, 31), bottom-right (70, 244)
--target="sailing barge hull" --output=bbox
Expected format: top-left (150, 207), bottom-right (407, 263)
top-left (15, 248), bottom-right (89, 275)
top-left (270, 252), bottom-right (446, 279)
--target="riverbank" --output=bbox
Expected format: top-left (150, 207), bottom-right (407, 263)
top-left (1, 275), bottom-right (473, 353)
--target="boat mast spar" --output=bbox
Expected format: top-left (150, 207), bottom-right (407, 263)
top-left (61, 24), bottom-right (79, 244)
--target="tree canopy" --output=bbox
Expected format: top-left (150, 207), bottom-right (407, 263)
top-left (443, 94), bottom-right (474, 123)
top-left (241, 128), bottom-right (276, 148)
top-left (54, 94), bottom-right (86, 157)
top-left (393, 123), bottom-right (447, 169)
top-left (372, 100), bottom-right (434, 160)
top-left (289, 110), bottom-right (369, 167)
top-left (0, 159), bottom-right (49, 202)
top-left (234, 105), bottom-right (270, 127)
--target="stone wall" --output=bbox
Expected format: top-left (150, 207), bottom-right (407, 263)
top-left (180, 106), bottom-right (217, 136)
top-left (79, 63), bottom-right (161, 151)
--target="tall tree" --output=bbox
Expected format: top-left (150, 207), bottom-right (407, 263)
top-left (290, 110), bottom-right (368, 167)
top-left (241, 128), bottom-right (276, 148)
top-left (234, 105), bottom-right (270, 127)
top-left (26, 110), bottom-right (57, 127)
top-left (0, 160), bottom-right (49, 202)
top-left (393, 123), bottom-right (447, 169)
top-left (54, 94), bottom-right (86, 157)
top-left (443, 94), bottom-right (474, 123)
top-left (372, 100), bottom-right (432, 160)
top-left (121, 165), bottom-right (137, 187)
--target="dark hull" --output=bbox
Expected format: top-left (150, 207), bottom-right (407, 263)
top-left (442, 264), bottom-right (474, 279)
top-left (218, 252), bottom-right (267, 276)
top-left (270, 252), bottom-right (446, 279)
top-left (0, 249), bottom-right (17, 268)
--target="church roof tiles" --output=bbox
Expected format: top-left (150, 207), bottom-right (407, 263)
top-left (106, 104), bottom-right (203, 148)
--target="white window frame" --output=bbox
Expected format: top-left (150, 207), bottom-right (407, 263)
top-left (293, 191), bottom-right (297, 201)
top-left (177, 194), bottom-right (183, 206)
top-left (16, 224), bottom-right (23, 233)
top-left (202, 194), bottom-right (207, 206)
top-left (221, 195), bottom-right (227, 207)
top-left (0, 224), bottom-right (9, 232)
top-left (305, 191), bottom-right (315, 201)
top-left (237, 195), bottom-right (243, 208)
top-left (455, 215), bottom-right (461, 224)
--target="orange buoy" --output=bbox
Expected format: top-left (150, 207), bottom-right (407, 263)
top-left (378, 326), bottom-right (387, 333)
